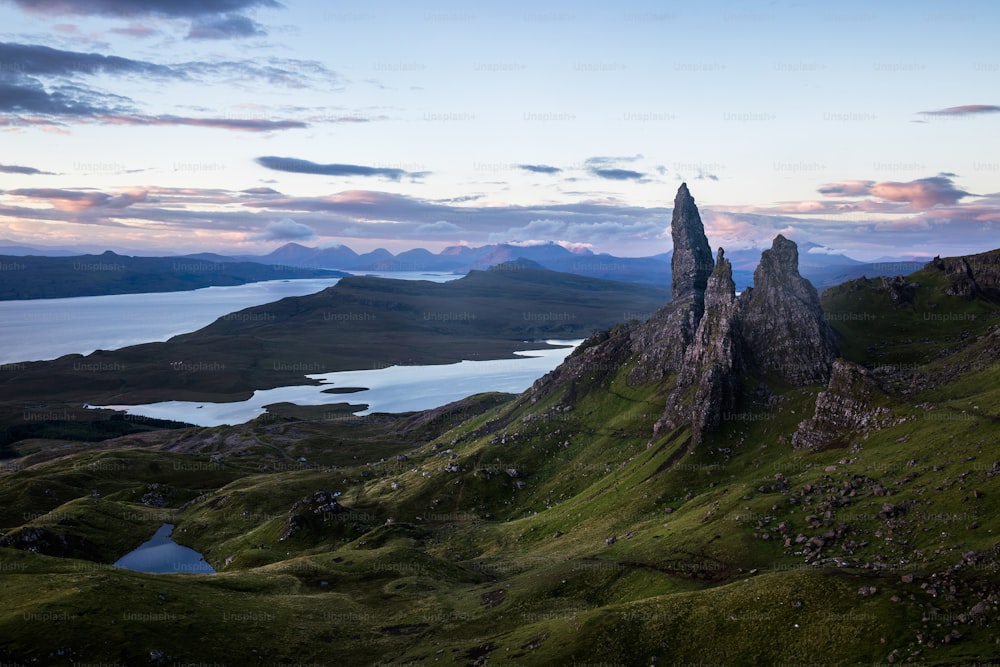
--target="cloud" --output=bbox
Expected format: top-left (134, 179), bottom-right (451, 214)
top-left (255, 156), bottom-right (416, 180)
top-left (108, 23), bottom-right (159, 37)
top-left (0, 44), bottom-right (316, 130)
top-left (585, 155), bottom-right (642, 166)
top-left (434, 194), bottom-right (482, 204)
top-left (490, 219), bottom-right (566, 242)
top-left (0, 43), bottom-right (341, 91)
top-left (187, 14), bottom-right (266, 39)
top-left (252, 218), bottom-right (317, 242)
top-left (4, 183), bottom-right (998, 260)
top-left (102, 114), bottom-right (306, 131)
top-left (870, 176), bottom-right (971, 209)
top-left (0, 45), bottom-right (348, 139)
top-left (0, 42), bottom-right (179, 78)
top-left (180, 58), bottom-right (341, 89)
top-left (0, 163), bottom-right (55, 175)
top-left (818, 175), bottom-right (970, 209)
top-left (8, 187), bottom-right (146, 211)
top-left (919, 105), bottom-right (1000, 117)
top-left (805, 244), bottom-right (848, 255)
top-left (241, 186), bottom-right (282, 195)
top-left (517, 164), bottom-right (562, 174)
top-left (583, 155), bottom-right (647, 181)
top-left (415, 220), bottom-right (463, 234)
top-left (3, 0), bottom-right (280, 18)
top-left (0, 78), bottom-right (120, 117)
top-left (589, 168), bottom-right (645, 181)
top-left (817, 180), bottom-right (875, 197)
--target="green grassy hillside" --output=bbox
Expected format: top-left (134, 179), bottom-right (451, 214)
top-left (0, 259), bottom-right (997, 665)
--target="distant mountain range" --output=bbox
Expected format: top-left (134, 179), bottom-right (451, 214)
top-left (3, 238), bottom-right (935, 292)
top-left (186, 241), bottom-right (929, 291)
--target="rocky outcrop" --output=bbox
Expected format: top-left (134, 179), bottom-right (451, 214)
top-left (670, 183), bottom-right (715, 305)
top-left (658, 249), bottom-right (741, 442)
top-left (531, 323), bottom-right (636, 400)
top-left (739, 234), bottom-right (839, 386)
top-left (626, 299), bottom-right (699, 385)
top-left (532, 186), bottom-right (843, 446)
top-left (877, 275), bottom-right (918, 305)
top-left (279, 490), bottom-right (345, 541)
top-left (0, 525), bottom-right (102, 560)
top-left (791, 359), bottom-right (899, 450)
top-left (927, 250), bottom-right (1000, 298)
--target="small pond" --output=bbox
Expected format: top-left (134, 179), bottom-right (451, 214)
top-left (113, 523), bottom-right (215, 574)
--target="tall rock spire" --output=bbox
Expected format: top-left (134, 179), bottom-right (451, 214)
top-left (628, 183), bottom-right (716, 386)
top-left (670, 183), bottom-right (714, 303)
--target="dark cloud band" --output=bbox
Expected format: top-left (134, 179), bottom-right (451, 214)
top-left (517, 164), bottom-right (562, 174)
top-left (0, 163), bottom-right (55, 175)
top-left (2, 0), bottom-right (280, 18)
top-left (255, 156), bottom-right (414, 180)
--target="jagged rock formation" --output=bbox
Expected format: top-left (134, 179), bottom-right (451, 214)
top-left (658, 248), bottom-right (741, 442)
top-left (535, 184), bottom-right (840, 445)
top-left (670, 183), bottom-right (715, 304)
top-left (927, 251), bottom-right (1000, 298)
top-left (876, 275), bottom-right (919, 305)
top-left (626, 297), bottom-right (699, 385)
top-left (791, 359), bottom-right (899, 449)
top-left (739, 234), bottom-right (839, 386)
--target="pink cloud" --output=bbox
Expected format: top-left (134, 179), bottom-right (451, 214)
top-left (869, 176), bottom-right (969, 209)
top-left (8, 187), bottom-right (147, 212)
top-left (818, 175), bottom-right (970, 210)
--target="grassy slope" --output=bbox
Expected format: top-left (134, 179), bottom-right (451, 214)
top-left (0, 267), bottom-right (998, 664)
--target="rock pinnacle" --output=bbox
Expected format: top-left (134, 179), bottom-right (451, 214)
top-left (670, 183), bottom-right (714, 303)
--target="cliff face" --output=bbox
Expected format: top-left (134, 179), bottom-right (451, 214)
top-left (790, 359), bottom-right (902, 450)
top-left (738, 234), bottom-right (839, 386)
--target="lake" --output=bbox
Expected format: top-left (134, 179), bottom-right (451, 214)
top-left (92, 340), bottom-right (581, 427)
top-left (113, 523), bottom-right (215, 574)
top-left (4, 270), bottom-right (578, 427)
top-left (0, 271), bottom-right (460, 364)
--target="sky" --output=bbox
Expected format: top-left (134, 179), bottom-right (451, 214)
top-left (0, 0), bottom-right (997, 261)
